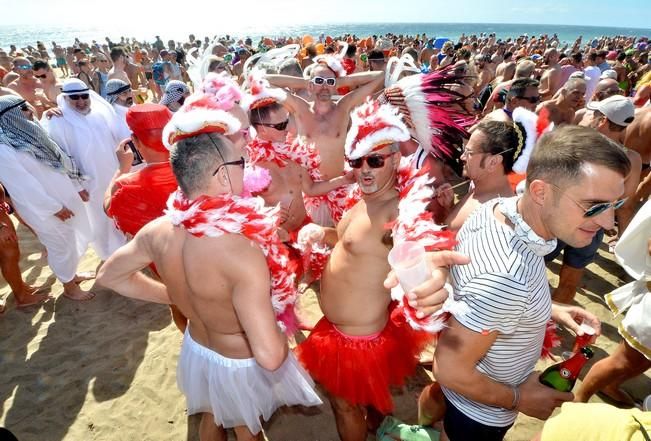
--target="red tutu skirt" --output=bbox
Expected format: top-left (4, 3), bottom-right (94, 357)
top-left (296, 305), bottom-right (432, 414)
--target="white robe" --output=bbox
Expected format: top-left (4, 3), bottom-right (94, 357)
top-left (43, 104), bottom-right (126, 260)
top-left (0, 143), bottom-right (93, 282)
top-left (112, 103), bottom-right (131, 142)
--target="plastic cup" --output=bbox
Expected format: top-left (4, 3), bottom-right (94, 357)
top-left (572, 322), bottom-right (597, 353)
top-left (387, 241), bottom-right (430, 294)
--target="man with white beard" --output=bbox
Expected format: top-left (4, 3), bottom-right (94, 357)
top-left (105, 79), bottom-right (133, 141)
top-left (0, 95), bottom-right (95, 300)
top-left (43, 78), bottom-right (126, 261)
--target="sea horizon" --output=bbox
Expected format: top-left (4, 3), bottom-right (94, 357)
top-left (1, 21), bottom-right (649, 50)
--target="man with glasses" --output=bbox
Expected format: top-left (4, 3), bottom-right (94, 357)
top-left (105, 79), bottom-right (134, 141)
top-left (297, 101), bottom-right (469, 440)
top-left (7, 57), bottom-right (54, 118)
top-left (32, 59), bottom-right (61, 104)
top-left (44, 78), bottom-right (126, 277)
top-left (266, 58), bottom-right (384, 225)
top-left (434, 126), bottom-right (627, 441)
top-left (484, 78), bottom-right (540, 123)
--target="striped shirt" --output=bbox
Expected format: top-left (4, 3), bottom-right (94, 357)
top-left (441, 197), bottom-right (552, 427)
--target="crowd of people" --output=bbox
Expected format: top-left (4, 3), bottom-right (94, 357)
top-left (1, 28), bottom-right (651, 441)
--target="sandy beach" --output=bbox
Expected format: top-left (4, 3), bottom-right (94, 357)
top-left (1, 216), bottom-right (650, 441)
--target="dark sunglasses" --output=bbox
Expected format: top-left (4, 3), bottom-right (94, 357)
top-left (312, 76), bottom-right (336, 86)
top-left (256, 119), bottom-right (289, 131)
top-left (213, 156), bottom-right (246, 176)
top-left (550, 184), bottom-right (627, 218)
top-left (34, 73), bottom-right (47, 79)
top-left (515, 95), bottom-right (540, 104)
top-left (68, 94), bottom-right (90, 101)
top-left (347, 152), bottom-right (394, 169)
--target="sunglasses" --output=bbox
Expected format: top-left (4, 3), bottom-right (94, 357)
top-left (68, 94), bottom-right (90, 101)
top-left (515, 95), bottom-right (540, 104)
top-left (347, 152), bottom-right (395, 169)
top-left (550, 184), bottom-right (627, 218)
top-left (256, 119), bottom-right (289, 131)
top-left (213, 156), bottom-right (246, 176)
top-left (312, 76), bottom-right (336, 86)
top-left (16, 64), bottom-right (32, 70)
top-left (34, 73), bottom-right (47, 79)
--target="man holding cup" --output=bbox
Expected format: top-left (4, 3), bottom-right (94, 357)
top-left (297, 99), bottom-right (467, 441)
top-left (433, 126), bottom-right (628, 441)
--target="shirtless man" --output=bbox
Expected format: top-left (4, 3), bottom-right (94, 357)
top-left (494, 51), bottom-right (515, 83)
top-left (484, 60), bottom-right (536, 113)
top-left (624, 106), bottom-right (651, 201)
top-left (446, 120), bottom-right (519, 231)
top-left (108, 46), bottom-right (131, 85)
top-left (7, 57), bottom-right (54, 118)
top-left (266, 61), bottom-right (384, 181)
top-left (539, 48), bottom-right (562, 101)
top-left (32, 60), bottom-right (60, 104)
top-left (52, 43), bottom-right (69, 77)
top-left (536, 77), bottom-right (586, 125)
top-left (474, 54), bottom-right (495, 95)
top-left (483, 78), bottom-right (540, 123)
top-left (296, 102), bottom-right (469, 441)
top-left (97, 130), bottom-right (322, 440)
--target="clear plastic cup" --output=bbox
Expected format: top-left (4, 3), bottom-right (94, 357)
top-left (387, 241), bottom-right (430, 294)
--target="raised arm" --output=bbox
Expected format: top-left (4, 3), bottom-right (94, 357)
top-left (265, 74), bottom-right (311, 116)
top-left (337, 71), bottom-right (385, 113)
top-left (301, 169), bottom-right (354, 197)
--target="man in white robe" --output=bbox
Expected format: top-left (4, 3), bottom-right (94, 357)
top-left (0, 95), bottom-right (95, 300)
top-left (42, 78), bottom-right (126, 261)
top-left (105, 78), bottom-right (133, 141)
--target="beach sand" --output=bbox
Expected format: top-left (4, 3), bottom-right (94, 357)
top-left (1, 219), bottom-right (650, 441)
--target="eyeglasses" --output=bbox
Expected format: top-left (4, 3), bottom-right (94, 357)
top-left (213, 156), bottom-right (246, 176)
top-left (256, 119), bottom-right (289, 131)
top-left (98, 59), bottom-right (109, 63)
top-left (34, 73), bottom-right (47, 79)
top-left (347, 152), bottom-right (395, 169)
top-left (312, 76), bottom-right (336, 86)
top-left (68, 94), bottom-right (90, 100)
top-left (549, 183), bottom-right (627, 218)
top-left (15, 64), bottom-right (32, 70)
top-left (515, 95), bottom-right (541, 104)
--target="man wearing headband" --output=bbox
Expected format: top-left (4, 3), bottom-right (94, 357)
top-left (43, 78), bottom-right (126, 263)
top-left (434, 126), bottom-right (627, 441)
top-left (105, 79), bottom-right (134, 141)
top-left (296, 100), bottom-right (468, 440)
top-left (98, 91), bottom-right (322, 440)
top-left (266, 59), bottom-right (385, 225)
top-left (0, 95), bottom-right (95, 301)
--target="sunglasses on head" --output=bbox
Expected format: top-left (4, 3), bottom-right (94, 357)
top-left (213, 156), bottom-right (246, 176)
top-left (68, 93), bottom-right (90, 101)
top-left (550, 184), bottom-right (627, 218)
top-left (257, 119), bottom-right (289, 131)
top-left (312, 76), bottom-right (336, 86)
top-left (347, 152), bottom-right (394, 169)
top-left (516, 95), bottom-right (540, 104)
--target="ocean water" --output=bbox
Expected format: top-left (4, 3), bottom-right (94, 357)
top-left (1, 22), bottom-right (649, 50)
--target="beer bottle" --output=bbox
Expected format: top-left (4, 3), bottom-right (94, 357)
top-left (539, 346), bottom-right (594, 392)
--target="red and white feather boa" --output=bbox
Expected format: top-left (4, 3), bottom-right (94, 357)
top-left (164, 189), bottom-right (298, 334)
top-left (246, 137), bottom-right (321, 180)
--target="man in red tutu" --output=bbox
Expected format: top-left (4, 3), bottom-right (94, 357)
top-left (296, 100), bottom-right (464, 440)
top-left (104, 103), bottom-right (187, 331)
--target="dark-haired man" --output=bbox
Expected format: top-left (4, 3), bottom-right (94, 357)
top-left (435, 125), bottom-right (628, 441)
top-left (484, 78), bottom-right (540, 123)
top-left (7, 57), bottom-right (54, 118)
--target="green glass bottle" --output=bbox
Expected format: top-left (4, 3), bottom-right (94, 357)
top-left (539, 346), bottom-right (594, 392)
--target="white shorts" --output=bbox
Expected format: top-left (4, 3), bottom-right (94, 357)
top-left (177, 328), bottom-right (322, 434)
top-left (607, 280), bottom-right (651, 360)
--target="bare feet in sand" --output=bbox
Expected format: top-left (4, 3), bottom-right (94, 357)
top-left (63, 280), bottom-right (95, 301)
top-left (15, 286), bottom-right (52, 309)
top-left (73, 271), bottom-right (96, 284)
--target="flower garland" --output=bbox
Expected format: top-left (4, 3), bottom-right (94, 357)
top-left (164, 189), bottom-right (298, 334)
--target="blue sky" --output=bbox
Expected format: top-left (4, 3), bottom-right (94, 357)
top-left (4, 0), bottom-right (650, 29)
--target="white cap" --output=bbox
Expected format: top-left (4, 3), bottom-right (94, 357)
top-left (600, 69), bottom-right (618, 80)
top-left (586, 95), bottom-right (635, 127)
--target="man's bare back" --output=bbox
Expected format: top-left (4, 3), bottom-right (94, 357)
top-left (625, 107), bottom-right (651, 164)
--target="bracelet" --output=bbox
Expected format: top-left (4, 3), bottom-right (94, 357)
top-left (508, 386), bottom-right (520, 411)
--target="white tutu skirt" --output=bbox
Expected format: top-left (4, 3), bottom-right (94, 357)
top-left (177, 329), bottom-right (322, 434)
top-left (606, 280), bottom-right (651, 360)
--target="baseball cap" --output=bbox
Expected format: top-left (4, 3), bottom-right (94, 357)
top-left (587, 95), bottom-right (635, 126)
top-left (600, 69), bottom-right (618, 80)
